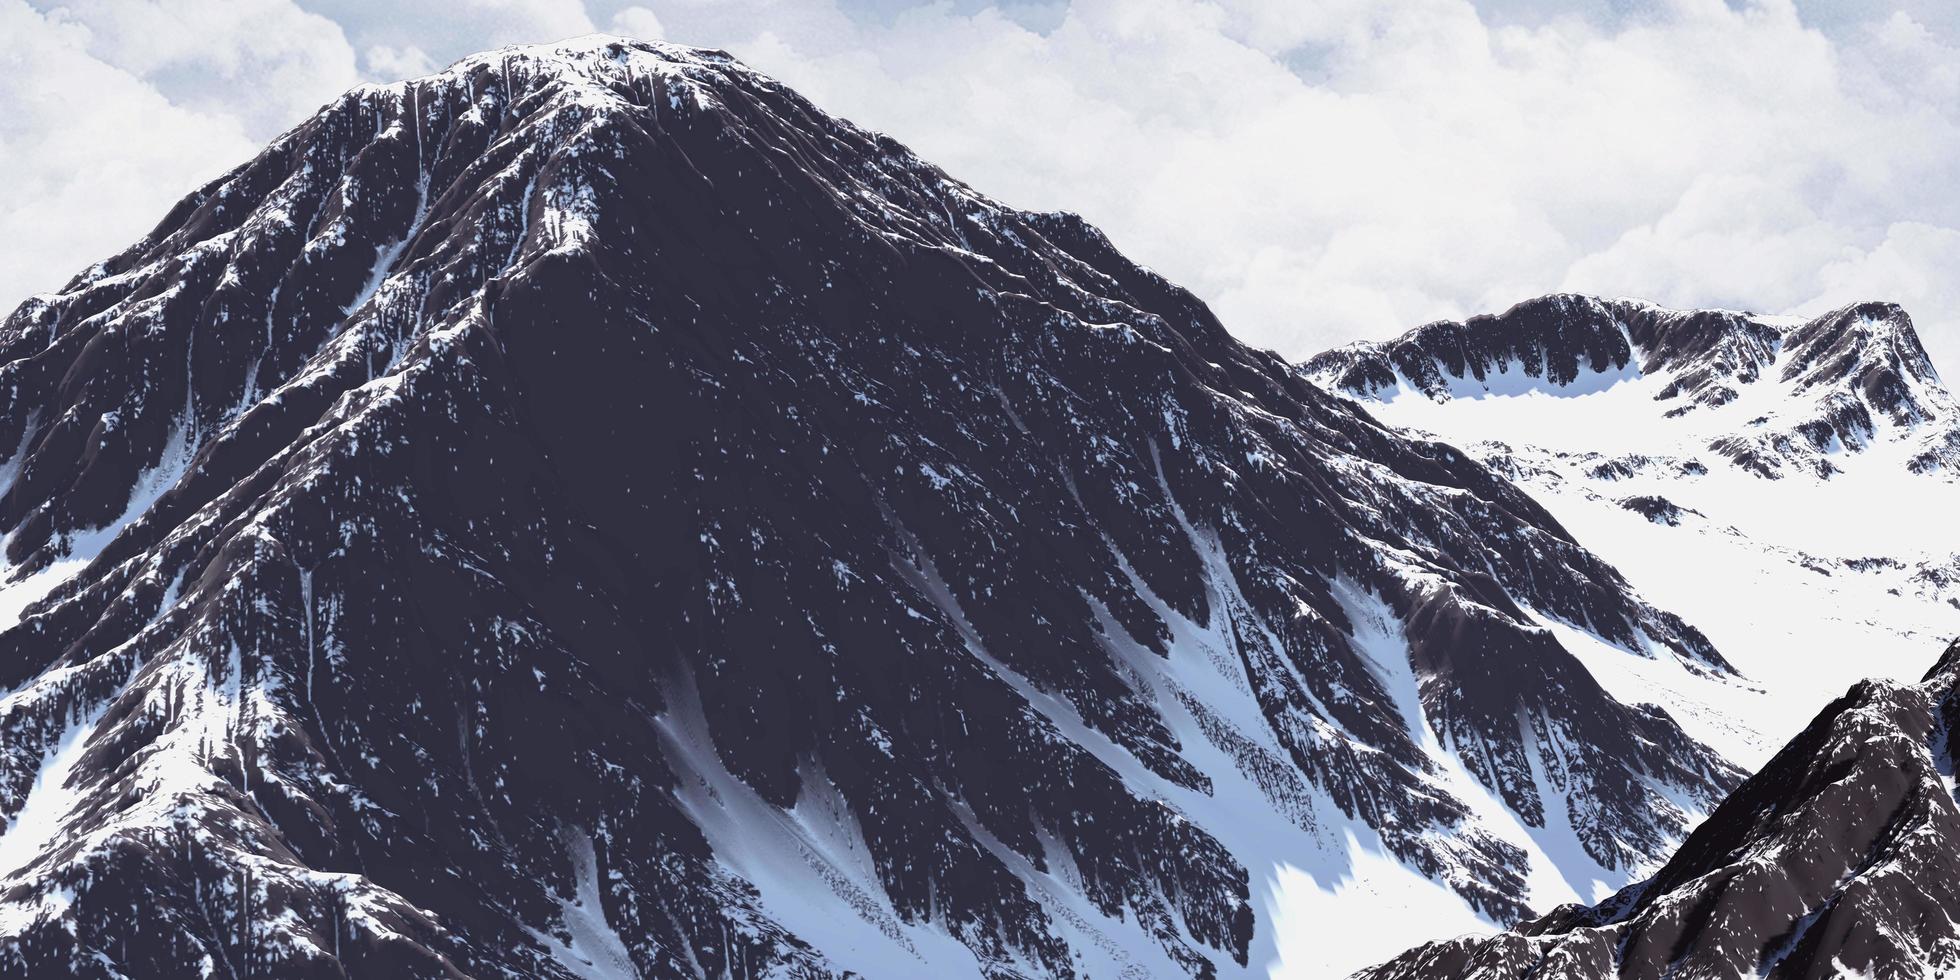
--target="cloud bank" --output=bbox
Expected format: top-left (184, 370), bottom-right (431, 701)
top-left (7, 0), bottom-right (1960, 378)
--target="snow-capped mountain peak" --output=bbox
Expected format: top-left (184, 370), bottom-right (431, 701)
top-left (0, 39), bottom-right (1755, 980)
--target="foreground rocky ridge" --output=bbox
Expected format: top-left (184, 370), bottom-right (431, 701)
top-left (0, 38), bottom-right (1735, 978)
top-left (1358, 638), bottom-right (1960, 980)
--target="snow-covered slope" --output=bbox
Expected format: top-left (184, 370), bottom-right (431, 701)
top-left (0, 39), bottom-right (1746, 980)
top-left (1305, 294), bottom-right (1960, 768)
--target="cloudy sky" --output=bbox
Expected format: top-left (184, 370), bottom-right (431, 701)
top-left (7, 0), bottom-right (1960, 376)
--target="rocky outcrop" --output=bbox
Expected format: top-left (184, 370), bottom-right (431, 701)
top-left (1357, 639), bottom-right (1960, 980)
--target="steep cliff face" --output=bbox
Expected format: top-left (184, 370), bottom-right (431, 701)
top-left (1358, 639), bottom-right (1960, 980)
top-left (0, 38), bottom-right (1735, 979)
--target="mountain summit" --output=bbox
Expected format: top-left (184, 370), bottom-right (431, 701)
top-left (0, 38), bottom-right (1739, 979)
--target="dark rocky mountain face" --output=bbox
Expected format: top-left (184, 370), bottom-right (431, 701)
top-left (1357, 638), bottom-right (1960, 980)
top-left (1303, 293), bottom-right (1960, 479)
top-left (0, 38), bottom-right (1740, 978)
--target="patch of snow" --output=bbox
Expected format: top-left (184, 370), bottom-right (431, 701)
top-left (1266, 831), bottom-right (1488, 980)
top-left (0, 559), bottom-right (87, 633)
top-left (1089, 518), bottom-right (1531, 980)
top-left (525, 829), bottom-right (641, 980)
top-left (0, 704), bottom-right (107, 883)
top-left (1339, 582), bottom-right (1621, 904)
top-left (653, 681), bottom-right (980, 978)
top-left (0, 416), bottom-right (196, 631)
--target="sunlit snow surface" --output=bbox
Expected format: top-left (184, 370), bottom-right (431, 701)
top-left (0, 705), bottom-right (106, 886)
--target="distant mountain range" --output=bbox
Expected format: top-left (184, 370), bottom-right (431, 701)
top-left (1305, 294), bottom-right (1960, 769)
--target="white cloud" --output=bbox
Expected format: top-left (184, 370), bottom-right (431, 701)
top-left (304, 0), bottom-right (597, 81)
top-left (7, 0), bottom-right (1960, 380)
top-left (1796, 222), bottom-right (1960, 382)
top-left (39, 0), bottom-right (362, 135)
top-left (634, 0), bottom-right (1960, 377)
top-left (0, 0), bottom-right (259, 304)
top-left (366, 43), bottom-right (437, 79)
top-left (608, 4), bottom-right (666, 39)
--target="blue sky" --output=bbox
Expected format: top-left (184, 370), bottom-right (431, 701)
top-left (7, 0), bottom-right (1960, 376)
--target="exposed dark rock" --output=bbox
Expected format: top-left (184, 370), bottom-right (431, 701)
top-left (1302, 294), bottom-right (1638, 402)
top-left (1617, 495), bottom-right (1697, 527)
